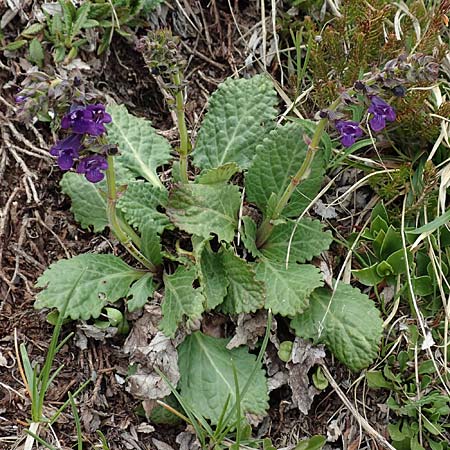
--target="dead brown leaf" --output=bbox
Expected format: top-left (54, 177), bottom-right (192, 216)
top-left (123, 305), bottom-right (179, 400)
top-left (287, 338), bottom-right (325, 414)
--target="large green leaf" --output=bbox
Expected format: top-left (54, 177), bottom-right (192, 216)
top-left (60, 172), bottom-right (108, 232)
top-left (291, 283), bottom-right (383, 371)
top-left (117, 181), bottom-right (170, 234)
top-left (167, 183), bottom-right (241, 243)
top-left (246, 122), bottom-right (326, 217)
top-left (160, 266), bottom-right (205, 338)
top-left (197, 243), bottom-right (229, 310)
top-left (256, 261), bottom-right (323, 316)
top-left (192, 75), bottom-right (278, 170)
top-left (261, 219), bottom-right (333, 263)
top-left (35, 254), bottom-right (142, 320)
top-left (220, 248), bottom-right (265, 314)
top-left (178, 331), bottom-right (269, 424)
top-left (106, 105), bottom-right (171, 189)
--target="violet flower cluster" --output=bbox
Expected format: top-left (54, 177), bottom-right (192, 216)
top-left (335, 95), bottom-right (396, 148)
top-left (50, 104), bottom-right (111, 183)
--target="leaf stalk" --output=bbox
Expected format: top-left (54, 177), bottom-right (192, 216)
top-left (105, 155), bottom-right (156, 272)
top-left (256, 98), bottom-right (341, 248)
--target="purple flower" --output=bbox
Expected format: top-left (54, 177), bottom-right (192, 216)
top-left (368, 96), bottom-right (396, 132)
top-left (50, 134), bottom-right (83, 171)
top-left (335, 120), bottom-right (363, 147)
top-left (61, 104), bottom-right (111, 136)
top-left (15, 95), bottom-right (27, 104)
top-left (77, 155), bottom-right (108, 183)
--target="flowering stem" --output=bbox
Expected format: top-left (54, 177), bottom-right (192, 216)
top-left (105, 155), bottom-right (156, 272)
top-left (256, 99), bottom-right (341, 248)
top-left (173, 71), bottom-right (189, 183)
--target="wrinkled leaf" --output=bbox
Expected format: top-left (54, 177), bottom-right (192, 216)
top-left (197, 243), bottom-right (229, 310)
top-left (117, 181), bottom-right (170, 235)
top-left (35, 254), bottom-right (142, 320)
top-left (196, 162), bottom-right (239, 184)
top-left (261, 219), bottom-right (333, 263)
top-left (241, 215), bottom-right (261, 257)
top-left (160, 267), bottom-right (205, 338)
top-left (60, 172), bottom-right (108, 232)
top-left (192, 75), bottom-right (278, 170)
top-left (167, 183), bottom-right (241, 243)
top-left (256, 260), bottom-right (323, 316)
top-left (107, 105), bottom-right (171, 189)
top-left (291, 283), bottom-right (383, 371)
top-left (246, 122), bottom-right (326, 217)
top-left (220, 248), bottom-right (265, 314)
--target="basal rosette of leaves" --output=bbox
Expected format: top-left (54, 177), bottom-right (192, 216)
top-left (35, 75), bottom-right (383, 423)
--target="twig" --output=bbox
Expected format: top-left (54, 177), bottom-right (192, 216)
top-left (320, 364), bottom-right (397, 450)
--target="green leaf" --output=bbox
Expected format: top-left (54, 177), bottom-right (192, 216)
top-left (141, 223), bottom-right (163, 265)
top-left (82, 19), bottom-right (99, 28)
top-left (220, 248), bottom-right (265, 314)
top-left (160, 267), bottom-right (205, 338)
top-left (177, 331), bottom-right (269, 424)
top-left (241, 215), bottom-right (261, 257)
top-left (4, 40), bottom-right (28, 51)
top-left (352, 263), bottom-right (384, 286)
top-left (35, 254), bottom-right (142, 320)
top-left (371, 202), bottom-right (389, 224)
top-left (295, 435), bottom-right (326, 450)
top-left (192, 75), bottom-right (278, 170)
top-left (246, 122), bottom-right (326, 217)
top-left (117, 181), bottom-right (170, 234)
top-left (385, 248), bottom-right (413, 275)
top-left (21, 23), bottom-right (46, 37)
top-left (167, 183), bottom-right (241, 243)
top-left (59, 0), bottom-right (75, 35)
top-left (197, 243), bottom-right (229, 310)
top-left (366, 371), bottom-right (393, 389)
top-left (256, 260), bottom-right (323, 316)
top-left (379, 226), bottom-right (402, 259)
top-left (277, 341), bottom-right (293, 362)
top-left (408, 208), bottom-right (450, 234)
top-left (196, 162), bottom-right (239, 184)
top-left (127, 273), bottom-right (154, 312)
top-left (60, 172), bottom-right (107, 232)
top-left (291, 283), bottom-right (383, 371)
top-left (106, 105), bottom-right (171, 189)
top-left (29, 38), bottom-right (45, 66)
top-left (71, 2), bottom-right (91, 36)
top-left (261, 219), bottom-right (333, 263)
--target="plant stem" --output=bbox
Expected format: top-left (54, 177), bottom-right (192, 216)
top-left (256, 99), bottom-right (341, 248)
top-left (105, 155), bottom-right (156, 272)
top-left (173, 71), bottom-right (189, 183)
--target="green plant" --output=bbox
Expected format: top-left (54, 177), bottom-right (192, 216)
top-left (367, 324), bottom-right (450, 450)
top-left (3, 0), bottom-right (163, 65)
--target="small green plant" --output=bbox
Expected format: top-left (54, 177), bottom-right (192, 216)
top-left (18, 271), bottom-right (90, 447)
top-left (352, 203), bottom-right (413, 286)
top-left (367, 324), bottom-right (450, 450)
top-left (3, 0), bottom-right (164, 65)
